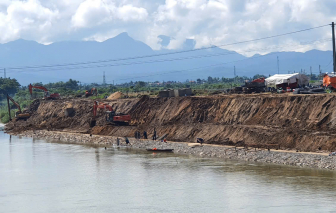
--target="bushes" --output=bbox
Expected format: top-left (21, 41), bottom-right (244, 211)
top-left (0, 104), bottom-right (17, 123)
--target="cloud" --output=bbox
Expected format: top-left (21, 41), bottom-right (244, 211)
top-left (71, 0), bottom-right (148, 28)
top-left (144, 0), bottom-right (336, 55)
top-left (0, 0), bottom-right (336, 55)
top-left (0, 0), bottom-right (59, 43)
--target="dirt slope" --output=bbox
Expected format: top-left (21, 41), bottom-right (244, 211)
top-left (6, 94), bottom-right (336, 151)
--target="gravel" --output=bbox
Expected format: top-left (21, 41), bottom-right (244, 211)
top-left (14, 130), bottom-right (336, 170)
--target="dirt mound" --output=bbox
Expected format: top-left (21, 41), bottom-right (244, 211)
top-left (28, 99), bottom-right (40, 113)
top-left (107, 92), bottom-right (124, 100)
top-left (7, 94), bottom-right (336, 152)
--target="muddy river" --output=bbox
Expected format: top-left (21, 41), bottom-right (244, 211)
top-left (1, 129), bottom-right (336, 213)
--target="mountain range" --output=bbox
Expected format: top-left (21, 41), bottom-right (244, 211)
top-left (0, 32), bottom-right (333, 85)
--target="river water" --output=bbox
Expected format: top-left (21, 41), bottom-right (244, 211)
top-left (1, 130), bottom-right (336, 213)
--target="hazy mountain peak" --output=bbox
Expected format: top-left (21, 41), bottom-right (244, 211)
top-left (111, 32), bottom-right (132, 41)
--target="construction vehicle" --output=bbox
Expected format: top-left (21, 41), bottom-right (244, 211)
top-left (6, 94), bottom-right (30, 121)
top-left (242, 77), bottom-right (266, 93)
top-left (89, 101), bottom-right (131, 127)
top-left (85, 88), bottom-right (98, 97)
top-left (29, 84), bottom-right (61, 100)
top-left (323, 73), bottom-right (336, 90)
top-left (231, 77), bottom-right (266, 94)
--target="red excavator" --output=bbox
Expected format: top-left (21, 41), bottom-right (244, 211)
top-left (85, 88), bottom-right (98, 97)
top-left (90, 101), bottom-right (131, 127)
top-left (29, 84), bottom-right (61, 100)
top-left (7, 94), bottom-right (30, 121)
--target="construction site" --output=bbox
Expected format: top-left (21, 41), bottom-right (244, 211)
top-left (5, 91), bottom-right (336, 154)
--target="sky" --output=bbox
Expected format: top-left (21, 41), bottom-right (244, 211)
top-left (0, 0), bottom-right (336, 56)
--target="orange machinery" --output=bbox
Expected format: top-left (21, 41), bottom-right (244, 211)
top-left (90, 101), bottom-right (131, 127)
top-left (7, 94), bottom-right (30, 121)
top-left (323, 73), bottom-right (336, 89)
top-left (29, 84), bottom-right (61, 100)
top-left (85, 88), bottom-right (97, 97)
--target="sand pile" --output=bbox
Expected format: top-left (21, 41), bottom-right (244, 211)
top-left (107, 92), bottom-right (124, 100)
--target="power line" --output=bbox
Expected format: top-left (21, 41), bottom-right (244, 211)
top-left (8, 38), bottom-right (332, 74)
top-left (5, 24), bottom-right (330, 71)
top-left (322, 59), bottom-right (333, 70)
top-left (108, 52), bottom-right (278, 83)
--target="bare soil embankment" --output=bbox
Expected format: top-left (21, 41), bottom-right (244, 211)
top-left (6, 94), bottom-right (336, 152)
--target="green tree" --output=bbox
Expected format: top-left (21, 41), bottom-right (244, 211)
top-left (0, 78), bottom-right (21, 97)
top-left (207, 76), bottom-right (213, 83)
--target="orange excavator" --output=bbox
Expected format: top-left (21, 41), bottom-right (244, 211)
top-left (89, 101), bottom-right (131, 127)
top-left (85, 88), bottom-right (98, 97)
top-left (29, 84), bottom-right (61, 100)
top-left (7, 94), bottom-right (30, 121)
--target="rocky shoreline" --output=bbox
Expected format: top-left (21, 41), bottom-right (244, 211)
top-left (12, 130), bottom-right (336, 170)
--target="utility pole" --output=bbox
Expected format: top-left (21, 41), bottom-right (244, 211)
top-left (277, 56), bottom-right (279, 74)
top-left (103, 71), bottom-right (106, 86)
top-left (310, 66), bottom-right (312, 79)
top-left (4, 68), bottom-right (6, 78)
top-left (234, 66), bottom-right (236, 85)
top-left (332, 22), bottom-right (336, 73)
top-left (319, 65), bottom-right (322, 81)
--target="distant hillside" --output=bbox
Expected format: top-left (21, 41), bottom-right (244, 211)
top-left (0, 33), bottom-right (333, 85)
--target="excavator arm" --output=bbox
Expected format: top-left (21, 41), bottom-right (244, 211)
top-left (90, 101), bottom-right (129, 127)
top-left (28, 84), bottom-right (60, 100)
top-left (29, 84), bottom-right (49, 97)
top-left (6, 94), bottom-right (30, 121)
top-left (7, 94), bottom-right (22, 113)
top-left (93, 101), bottom-right (113, 118)
top-left (85, 88), bottom-right (98, 97)
top-left (91, 88), bottom-right (97, 96)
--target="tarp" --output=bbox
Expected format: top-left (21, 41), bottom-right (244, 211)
top-left (265, 73), bottom-right (309, 87)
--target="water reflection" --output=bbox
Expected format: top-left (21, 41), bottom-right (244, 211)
top-left (1, 132), bottom-right (336, 213)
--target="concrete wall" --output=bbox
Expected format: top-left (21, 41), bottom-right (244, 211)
top-left (174, 88), bottom-right (192, 97)
top-left (159, 88), bottom-right (192, 97)
top-left (158, 90), bottom-right (174, 97)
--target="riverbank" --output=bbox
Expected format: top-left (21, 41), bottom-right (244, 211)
top-left (13, 130), bottom-right (336, 170)
top-left (7, 95), bottom-right (336, 152)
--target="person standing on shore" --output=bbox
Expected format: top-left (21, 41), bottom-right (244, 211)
top-left (197, 138), bottom-right (204, 145)
top-left (152, 128), bottom-right (157, 141)
top-left (117, 137), bottom-right (120, 146)
top-left (143, 131), bottom-right (147, 139)
top-left (125, 137), bottom-right (131, 146)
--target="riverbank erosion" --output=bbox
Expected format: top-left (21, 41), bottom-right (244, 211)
top-left (5, 94), bottom-right (336, 152)
top-left (15, 130), bottom-right (336, 170)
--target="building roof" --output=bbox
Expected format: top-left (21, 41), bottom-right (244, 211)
top-left (265, 73), bottom-right (309, 86)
